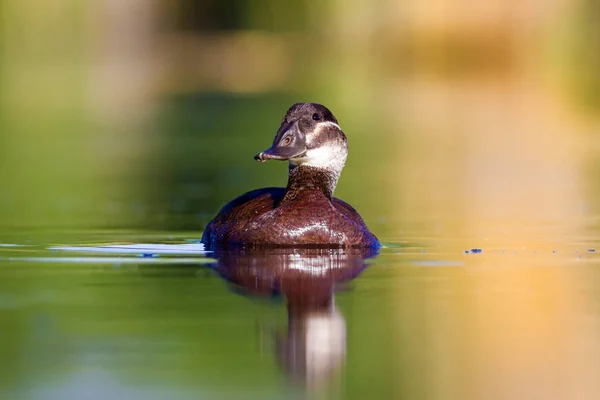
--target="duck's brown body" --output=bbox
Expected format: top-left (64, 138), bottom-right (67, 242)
top-left (202, 167), bottom-right (379, 248)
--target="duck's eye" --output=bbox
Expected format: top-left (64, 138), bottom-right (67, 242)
top-left (312, 113), bottom-right (321, 121)
top-left (281, 136), bottom-right (292, 146)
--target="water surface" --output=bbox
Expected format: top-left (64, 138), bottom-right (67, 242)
top-left (2, 221), bottom-right (600, 400)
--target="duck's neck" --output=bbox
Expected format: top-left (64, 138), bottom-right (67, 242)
top-left (283, 165), bottom-right (340, 201)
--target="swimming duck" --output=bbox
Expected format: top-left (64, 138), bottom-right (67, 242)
top-left (201, 103), bottom-right (380, 249)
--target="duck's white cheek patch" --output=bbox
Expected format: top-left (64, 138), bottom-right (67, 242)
top-left (303, 145), bottom-right (346, 169)
top-left (305, 146), bottom-right (336, 165)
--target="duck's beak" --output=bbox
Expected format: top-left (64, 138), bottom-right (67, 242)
top-left (254, 147), bottom-right (288, 162)
top-left (254, 121), bottom-right (306, 162)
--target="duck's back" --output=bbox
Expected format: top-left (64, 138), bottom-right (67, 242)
top-left (201, 188), bottom-right (378, 248)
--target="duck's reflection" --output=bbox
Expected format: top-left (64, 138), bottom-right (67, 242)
top-left (212, 247), bottom-right (378, 386)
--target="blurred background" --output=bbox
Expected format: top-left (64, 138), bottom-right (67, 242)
top-left (2, 0), bottom-right (598, 231)
top-left (2, 0), bottom-right (600, 399)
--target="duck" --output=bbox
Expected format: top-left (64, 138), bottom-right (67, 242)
top-left (201, 102), bottom-right (380, 249)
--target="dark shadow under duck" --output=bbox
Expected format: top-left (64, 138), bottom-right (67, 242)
top-left (202, 103), bottom-right (380, 249)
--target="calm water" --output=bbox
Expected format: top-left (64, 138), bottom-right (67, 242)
top-left (1, 221), bottom-right (600, 400)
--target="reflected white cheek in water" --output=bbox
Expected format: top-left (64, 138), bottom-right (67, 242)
top-left (305, 309), bottom-right (346, 383)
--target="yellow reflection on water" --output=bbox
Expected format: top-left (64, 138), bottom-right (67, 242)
top-left (391, 73), bottom-right (600, 400)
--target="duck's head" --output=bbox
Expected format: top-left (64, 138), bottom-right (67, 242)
top-left (254, 103), bottom-right (348, 173)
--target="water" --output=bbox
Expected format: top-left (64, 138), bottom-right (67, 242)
top-left (0, 233), bottom-right (381, 399)
top-left (1, 224), bottom-right (600, 400)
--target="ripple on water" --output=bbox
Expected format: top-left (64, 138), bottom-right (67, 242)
top-left (0, 243), bottom-right (213, 264)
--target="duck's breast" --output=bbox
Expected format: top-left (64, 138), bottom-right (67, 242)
top-left (202, 190), bottom-right (379, 248)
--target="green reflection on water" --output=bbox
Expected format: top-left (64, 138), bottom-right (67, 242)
top-left (0, 234), bottom-right (400, 400)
